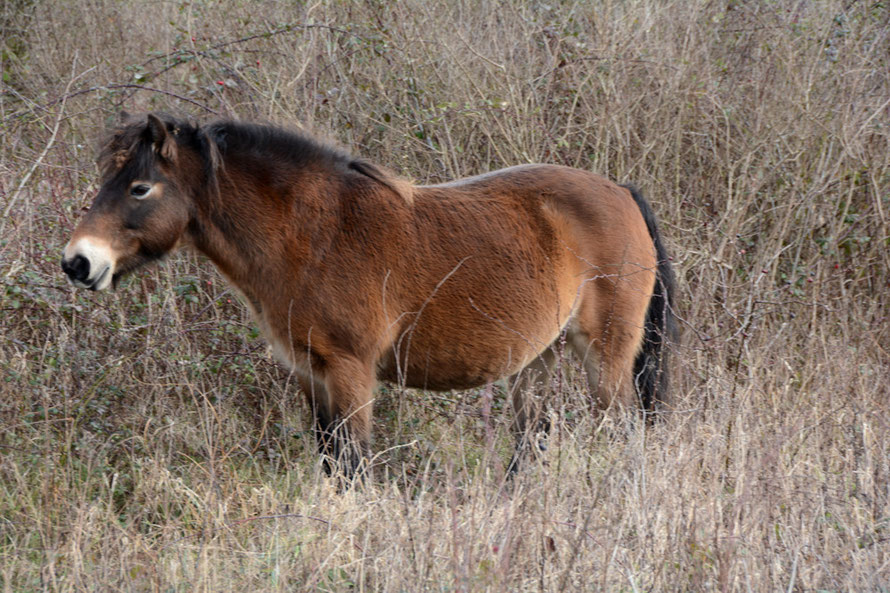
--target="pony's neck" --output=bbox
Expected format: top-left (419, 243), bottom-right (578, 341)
top-left (189, 145), bottom-right (341, 304)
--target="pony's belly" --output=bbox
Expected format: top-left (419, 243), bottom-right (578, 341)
top-left (376, 316), bottom-right (564, 391)
top-left (377, 351), bottom-right (528, 391)
top-left (377, 268), bottom-right (582, 390)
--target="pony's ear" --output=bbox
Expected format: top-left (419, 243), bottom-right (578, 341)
top-left (146, 113), bottom-right (167, 144)
top-left (118, 110), bottom-right (131, 123)
top-left (147, 113), bottom-right (177, 162)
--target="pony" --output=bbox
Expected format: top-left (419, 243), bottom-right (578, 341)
top-left (62, 112), bottom-right (676, 479)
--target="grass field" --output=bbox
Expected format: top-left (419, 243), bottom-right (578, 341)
top-left (1, 0), bottom-right (888, 590)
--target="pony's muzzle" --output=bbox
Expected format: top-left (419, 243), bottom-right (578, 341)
top-left (61, 238), bottom-right (115, 291)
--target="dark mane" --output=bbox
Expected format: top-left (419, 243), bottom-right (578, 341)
top-left (203, 120), bottom-right (351, 169)
top-left (203, 120), bottom-right (408, 199)
top-left (99, 115), bottom-right (410, 201)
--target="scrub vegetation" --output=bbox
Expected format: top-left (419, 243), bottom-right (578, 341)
top-left (1, 0), bottom-right (888, 590)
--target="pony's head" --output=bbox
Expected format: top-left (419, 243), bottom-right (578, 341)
top-left (61, 113), bottom-right (211, 290)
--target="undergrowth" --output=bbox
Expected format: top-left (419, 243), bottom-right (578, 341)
top-left (1, 0), bottom-right (888, 591)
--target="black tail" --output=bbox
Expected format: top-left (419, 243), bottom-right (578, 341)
top-left (622, 185), bottom-right (677, 415)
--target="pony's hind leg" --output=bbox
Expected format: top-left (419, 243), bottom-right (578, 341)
top-left (568, 318), bottom-right (644, 413)
top-left (507, 344), bottom-right (559, 474)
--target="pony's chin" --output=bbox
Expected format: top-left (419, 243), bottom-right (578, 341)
top-left (111, 254), bottom-right (166, 289)
top-left (109, 263), bottom-right (139, 290)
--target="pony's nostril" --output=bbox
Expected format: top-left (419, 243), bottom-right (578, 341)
top-left (61, 254), bottom-right (90, 283)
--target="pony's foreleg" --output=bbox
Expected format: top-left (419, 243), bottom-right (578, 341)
top-left (321, 357), bottom-right (375, 484)
top-left (297, 375), bottom-right (338, 476)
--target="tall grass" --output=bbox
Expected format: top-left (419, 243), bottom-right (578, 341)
top-left (1, 0), bottom-right (888, 590)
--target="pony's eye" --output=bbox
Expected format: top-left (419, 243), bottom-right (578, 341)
top-left (130, 184), bottom-right (152, 198)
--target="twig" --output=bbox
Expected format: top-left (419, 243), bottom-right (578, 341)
top-left (1, 57), bottom-right (93, 236)
top-left (57, 84), bottom-right (218, 114)
top-left (455, 31), bottom-right (505, 71)
top-left (142, 22), bottom-right (367, 69)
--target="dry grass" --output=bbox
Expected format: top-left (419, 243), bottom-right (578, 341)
top-left (1, 0), bottom-right (889, 591)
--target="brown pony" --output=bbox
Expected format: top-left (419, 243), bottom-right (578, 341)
top-left (62, 112), bottom-right (676, 479)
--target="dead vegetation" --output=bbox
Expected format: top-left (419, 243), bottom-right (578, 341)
top-left (1, 0), bottom-right (888, 590)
